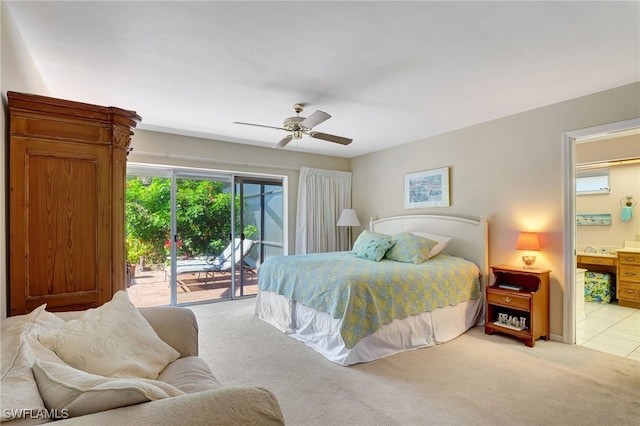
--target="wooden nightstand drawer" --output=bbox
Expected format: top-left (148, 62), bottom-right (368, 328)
top-left (577, 255), bottom-right (616, 266)
top-left (618, 282), bottom-right (640, 302)
top-left (487, 290), bottom-right (530, 311)
top-left (619, 264), bottom-right (640, 282)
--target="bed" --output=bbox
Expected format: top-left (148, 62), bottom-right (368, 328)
top-left (255, 214), bottom-right (489, 365)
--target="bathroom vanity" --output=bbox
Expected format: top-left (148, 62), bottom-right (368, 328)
top-left (617, 249), bottom-right (640, 308)
top-left (577, 243), bottom-right (640, 309)
top-left (577, 249), bottom-right (618, 305)
top-left (576, 253), bottom-right (617, 275)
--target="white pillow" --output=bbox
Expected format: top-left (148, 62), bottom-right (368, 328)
top-left (1, 304), bottom-right (66, 421)
top-left (39, 291), bottom-right (180, 379)
top-left (410, 232), bottom-right (452, 258)
top-left (32, 360), bottom-right (185, 419)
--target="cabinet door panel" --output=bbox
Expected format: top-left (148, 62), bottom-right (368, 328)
top-left (10, 138), bottom-right (110, 314)
top-left (28, 154), bottom-right (99, 294)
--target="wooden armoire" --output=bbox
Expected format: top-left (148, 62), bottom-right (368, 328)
top-left (8, 92), bottom-right (141, 315)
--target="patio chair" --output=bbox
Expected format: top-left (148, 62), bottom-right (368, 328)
top-left (165, 238), bottom-right (255, 287)
top-left (214, 238), bottom-right (256, 274)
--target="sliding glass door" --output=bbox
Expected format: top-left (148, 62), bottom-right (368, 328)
top-left (173, 173), bottom-right (234, 304)
top-left (125, 164), bottom-right (283, 308)
top-left (235, 178), bottom-right (284, 297)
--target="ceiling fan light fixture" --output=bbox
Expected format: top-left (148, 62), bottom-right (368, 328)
top-left (233, 103), bottom-right (352, 148)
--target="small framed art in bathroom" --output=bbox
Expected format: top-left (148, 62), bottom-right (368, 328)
top-left (576, 214), bottom-right (612, 226)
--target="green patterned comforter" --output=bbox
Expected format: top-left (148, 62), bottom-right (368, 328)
top-left (258, 251), bottom-right (481, 349)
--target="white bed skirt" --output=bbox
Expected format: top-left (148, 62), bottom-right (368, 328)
top-left (255, 290), bottom-right (485, 366)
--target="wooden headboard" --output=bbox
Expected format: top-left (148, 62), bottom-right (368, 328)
top-left (370, 215), bottom-right (489, 287)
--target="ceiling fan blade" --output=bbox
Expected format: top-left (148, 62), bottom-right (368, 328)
top-left (300, 110), bottom-right (331, 129)
top-left (233, 121), bottom-right (285, 131)
top-left (310, 132), bottom-right (353, 145)
top-left (274, 135), bottom-right (293, 148)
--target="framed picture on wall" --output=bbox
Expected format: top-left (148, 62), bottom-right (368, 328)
top-left (404, 167), bottom-right (450, 209)
top-left (576, 214), bottom-right (612, 226)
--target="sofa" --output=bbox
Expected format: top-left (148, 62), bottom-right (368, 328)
top-left (1, 291), bottom-right (285, 425)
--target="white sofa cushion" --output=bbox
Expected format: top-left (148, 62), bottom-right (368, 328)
top-left (1, 304), bottom-right (66, 421)
top-left (157, 356), bottom-right (223, 393)
top-left (39, 291), bottom-right (180, 379)
top-left (32, 360), bottom-right (185, 419)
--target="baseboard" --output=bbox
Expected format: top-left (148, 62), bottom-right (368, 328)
top-left (550, 333), bottom-right (563, 343)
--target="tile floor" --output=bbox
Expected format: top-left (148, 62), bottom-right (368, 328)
top-left (577, 302), bottom-right (640, 361)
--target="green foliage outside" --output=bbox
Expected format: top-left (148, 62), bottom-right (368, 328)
top-left (126, 177), bottom-right (257, 264)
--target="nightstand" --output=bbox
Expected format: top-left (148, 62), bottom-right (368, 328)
top-left (484, 265), bottom-right (550, 347)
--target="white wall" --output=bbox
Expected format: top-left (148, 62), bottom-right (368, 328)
top-left (577, 133), bottom-right (640, 164)
top-left (351, 82), bottom-right (640, 337)
top-left (1, 2), bottom-right (51, 319)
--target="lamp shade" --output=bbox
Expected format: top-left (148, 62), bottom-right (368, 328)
top-left (515, 232), bottom-right (540, 251)
top-left (337, 209), bottom-right (360, 227)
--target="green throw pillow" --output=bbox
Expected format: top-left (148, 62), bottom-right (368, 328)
top-left (384, 232), bottom-right (438, 264)
top-left (351, 229), bottom-right (392, 253)
top-left (355, 237), bottom-right (396, 262)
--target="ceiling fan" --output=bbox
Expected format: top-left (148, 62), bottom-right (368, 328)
top-left (233, 104), bottom-right (353, 149)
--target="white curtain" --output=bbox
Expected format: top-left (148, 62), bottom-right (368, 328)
top-left (295, 167), bottom-right (352, 254)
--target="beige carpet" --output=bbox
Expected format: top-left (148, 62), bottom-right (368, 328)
top-left (190, 298), bottom-right (639, 426)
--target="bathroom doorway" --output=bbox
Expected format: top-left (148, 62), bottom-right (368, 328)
top-left (563, 118), bottom-right (640, 360)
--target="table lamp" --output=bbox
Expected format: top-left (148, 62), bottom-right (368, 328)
top-left (515, 232), bottom-right (540, 269)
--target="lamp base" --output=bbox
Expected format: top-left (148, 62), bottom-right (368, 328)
top-left (521, 255), bottom-right (537, 269)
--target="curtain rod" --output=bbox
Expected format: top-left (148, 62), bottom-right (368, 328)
top-left (130, 150), bottom-right (301, 171)
top-left (576, 157), bottom-right (640, 170)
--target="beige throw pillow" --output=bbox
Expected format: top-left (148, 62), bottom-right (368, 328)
top-left (32, 360), bottom-right (185, 419)
top-left (1, 304), bottom-right (66, 421)
top-left (39, 291), bottom-right (180, 379)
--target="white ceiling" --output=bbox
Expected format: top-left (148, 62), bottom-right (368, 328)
top-left (6, 1), bottom-right (640, 158)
